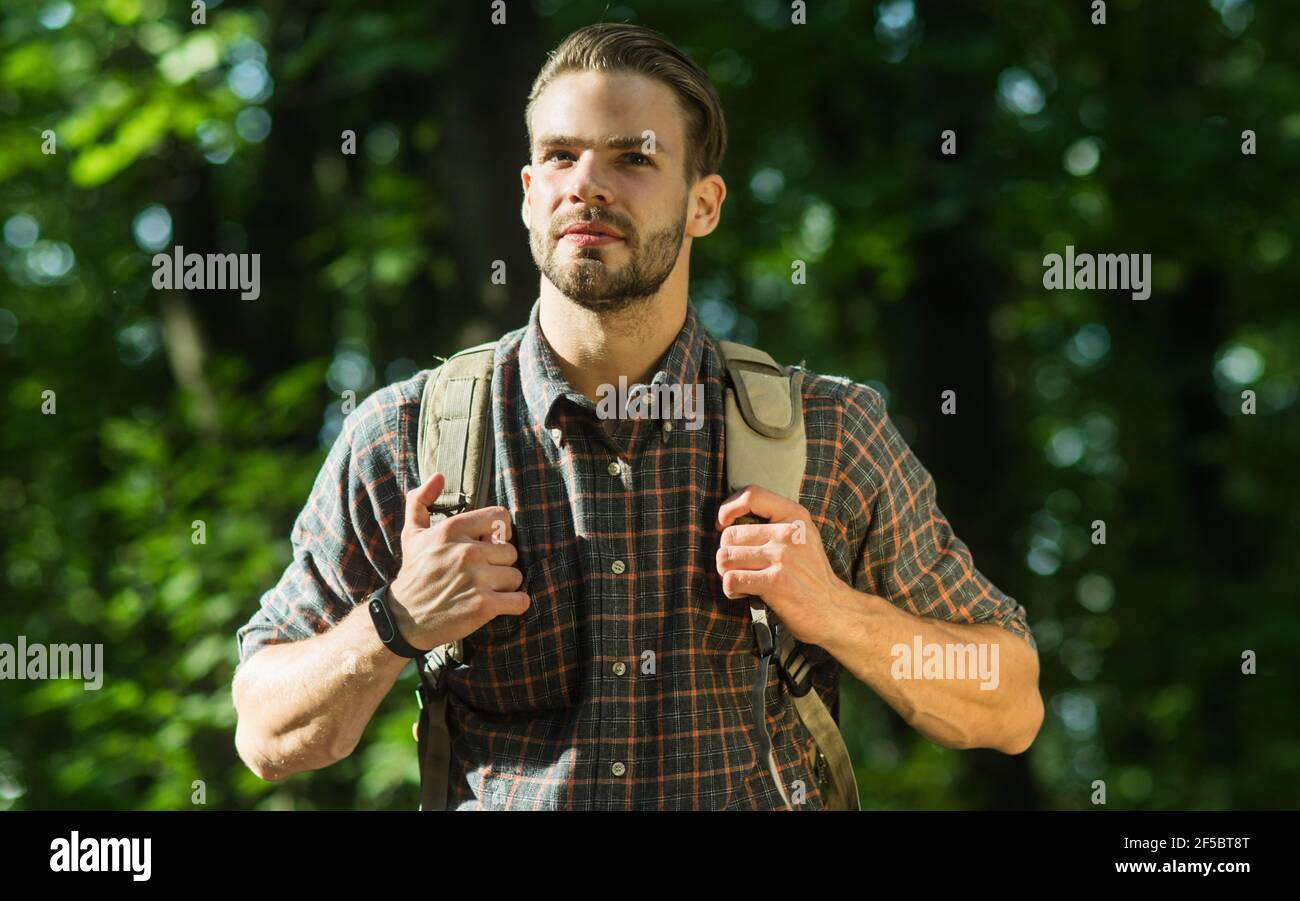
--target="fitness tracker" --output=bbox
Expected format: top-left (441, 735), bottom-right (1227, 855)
top-left (367, 584), bottom-right (431, 658)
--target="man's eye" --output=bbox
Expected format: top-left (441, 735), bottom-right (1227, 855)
top-left (624, 153), bottom-right (652, 166)
top-left (543, 150), bottom-right (575, 163)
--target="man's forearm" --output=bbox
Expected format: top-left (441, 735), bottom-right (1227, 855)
top-left (819, 583), bottom-right (1043, 754)
top-left (232, 603), bottom-right (410, 780)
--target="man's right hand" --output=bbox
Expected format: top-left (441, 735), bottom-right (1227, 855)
top-left (387, 472), bottom-right (529, 652)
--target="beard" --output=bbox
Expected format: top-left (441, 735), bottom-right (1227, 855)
top-left (530, 200), bottom-right (687, 314)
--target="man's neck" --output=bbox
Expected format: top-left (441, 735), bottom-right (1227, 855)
top-left (538, 290), bottom-right (687, 403)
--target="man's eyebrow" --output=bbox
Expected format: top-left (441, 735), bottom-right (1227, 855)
top-left (534, 133), bottom-right (672, 157)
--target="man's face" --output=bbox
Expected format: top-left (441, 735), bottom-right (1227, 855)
top-left (522, 71), bottom-right (693, 312)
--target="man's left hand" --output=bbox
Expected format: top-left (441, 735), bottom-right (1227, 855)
top-left (715, 484), bottom-right (848, 647)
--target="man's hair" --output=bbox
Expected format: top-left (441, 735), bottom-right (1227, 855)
top-left (525, 23), bottom-right (727, 185)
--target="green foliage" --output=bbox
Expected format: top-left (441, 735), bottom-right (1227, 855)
top-left (1, 0), bottom-right (1296, 809)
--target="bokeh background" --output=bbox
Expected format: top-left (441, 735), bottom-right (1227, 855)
top-left (2, 0), bottom-right (1298, 810)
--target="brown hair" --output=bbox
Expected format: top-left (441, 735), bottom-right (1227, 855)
top-left (525, 23), bottom-right (727, 184)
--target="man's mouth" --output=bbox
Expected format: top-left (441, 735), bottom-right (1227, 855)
top-left (562, 233), bottom-right (623, 247)
top-left (559, 223), bottom-right (625, 247)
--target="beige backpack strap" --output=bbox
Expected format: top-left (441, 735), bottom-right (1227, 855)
top-left (717, 339), bottom-right (807, 500)
top-left (413, 341), bottom-right (498, 812)
top-left (717, 338), bottom-right (861, 811)
top-left (417, 341), bottom-right (498, 512)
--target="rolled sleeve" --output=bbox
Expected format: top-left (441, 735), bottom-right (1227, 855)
top-left (234, 378), bottom-right (420, 669)
top-left (837, 382), bottom-right (1036, 651)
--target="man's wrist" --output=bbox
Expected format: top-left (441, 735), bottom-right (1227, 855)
top-left (386, 583), bottom-right (419, 640)
top-left (367, 584), bottom-right (431, 658)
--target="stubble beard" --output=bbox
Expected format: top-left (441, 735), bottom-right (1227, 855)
top-left (531, 201), bottom-right (688, 315)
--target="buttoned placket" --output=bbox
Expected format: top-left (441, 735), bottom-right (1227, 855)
top-left (605, 373), bottom-right (687, 803)
top-left (544, 386), bottom-right (645, 806)
top-left (574, 403), bottom-right (637, 807)
top-left (616, 415), bottom-right (641, 804)
top-left (520, 303), bottom-right (706, 807)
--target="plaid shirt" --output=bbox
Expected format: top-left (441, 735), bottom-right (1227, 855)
top-left (236, 299), bottom-right (1035, 809)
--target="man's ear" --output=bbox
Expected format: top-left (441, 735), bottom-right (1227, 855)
top-left (520, 164), bottom-right (532, 229)
top-left (686, 173), bottom-right (726, 239)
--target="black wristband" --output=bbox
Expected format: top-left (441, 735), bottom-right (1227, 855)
top-left (367, 584), bottom-right (431, 658)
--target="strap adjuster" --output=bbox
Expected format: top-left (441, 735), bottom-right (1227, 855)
top-left (749, 600), bottom-right (775, 658)
top-left (778, 659), bottom-right (815, 698)
top-left (419, 643), bottom-right (464, 704)
top-left (774, 624), bottom-right (815, 698)
top-left (751, 619), bottom-right (774, 658)
top-left (427, 493), bottom-right (470, 516)
top-left (416, 664), bottom-right (445, 707)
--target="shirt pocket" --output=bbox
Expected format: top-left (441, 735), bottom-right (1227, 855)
top-left (456, 544), bottom-right (585, 715)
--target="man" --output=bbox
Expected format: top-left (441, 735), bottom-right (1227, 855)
top-left (232, 22), bottom-right (1043, 810)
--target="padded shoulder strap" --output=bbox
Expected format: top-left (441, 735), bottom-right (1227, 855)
top-left (414, 339), bottom-right (498, 813)
top-left (716, 337), bottom-right (862, 810)
top-left (416, 341), bottom-right (498, 514)
top-left (716, 338), bottom-right (806, 503)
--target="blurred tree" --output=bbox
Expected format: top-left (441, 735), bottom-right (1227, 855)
top-left (1, 0), bottom-right (1296, 810)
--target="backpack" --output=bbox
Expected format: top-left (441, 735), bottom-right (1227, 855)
top-left (411, 335), bottom-right (860, 811)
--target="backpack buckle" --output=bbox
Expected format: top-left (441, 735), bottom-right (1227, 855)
top-left (778, 659), bottom-right (815, 698)
top-left (774, 623), bottom-right (815, 698)
top-left (419, 643), bottom-right (465, 704)
top-left (427, 493), bottom-right (470, 517)
top-left (749, 602), bottom-right (774, 658)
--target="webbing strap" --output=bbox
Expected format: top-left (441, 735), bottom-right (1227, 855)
top-left (777, 627), bottom-right (861, 810)
top-left (748, 592), bottom-right (793, 810)
top-left (415, 656), bottom-right (452, 812)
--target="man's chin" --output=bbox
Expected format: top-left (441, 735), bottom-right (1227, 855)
top-left (553, 261), bottom-right (620, 291)
top-left (561, 248), bottom-right (624, 269)
top-left (566, 295), bottom-right (647, 313)
top-left (555, 280), bottom-right (650, 311)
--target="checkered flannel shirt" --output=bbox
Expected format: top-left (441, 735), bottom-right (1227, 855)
top-left (236, 299), bottom-right (1035, 809)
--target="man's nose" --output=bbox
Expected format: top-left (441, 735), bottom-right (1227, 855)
top-left (564, 150), bottom-right (613, 205)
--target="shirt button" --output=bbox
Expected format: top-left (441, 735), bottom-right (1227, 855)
top-left (611, 559), bottom-right (626, 575)
top-left (549, 427), bottom-right (562, 444)
top-left (611, 761), bottom-right (626, 777)
top-left (612, 661), bottom-right (627, 676)
top-left (607, 461), bottom-right (621, 476)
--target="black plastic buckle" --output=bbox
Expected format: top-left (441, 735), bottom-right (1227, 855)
top-left (777, 660), bottom-right (814, 698)
top-left (774, 624), bottom-right (815, 698)
top-left (427, 493), bottom-right (470, 517)
top-left (417, 651), bottom-right (453, 704)
top-left (750, 617), bottom-right (774, 659)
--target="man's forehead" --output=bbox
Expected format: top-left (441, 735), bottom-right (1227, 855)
top-left (529, 71), bottom-right (684, 150)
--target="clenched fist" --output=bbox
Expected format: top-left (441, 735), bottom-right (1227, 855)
top-left (715, 484), bottom-right (848, 649)
top-left (387, 472), bottom-right (529, 652)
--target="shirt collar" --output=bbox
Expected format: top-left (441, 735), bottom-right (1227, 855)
top-left (519, 298), bottom-right (706, 435)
